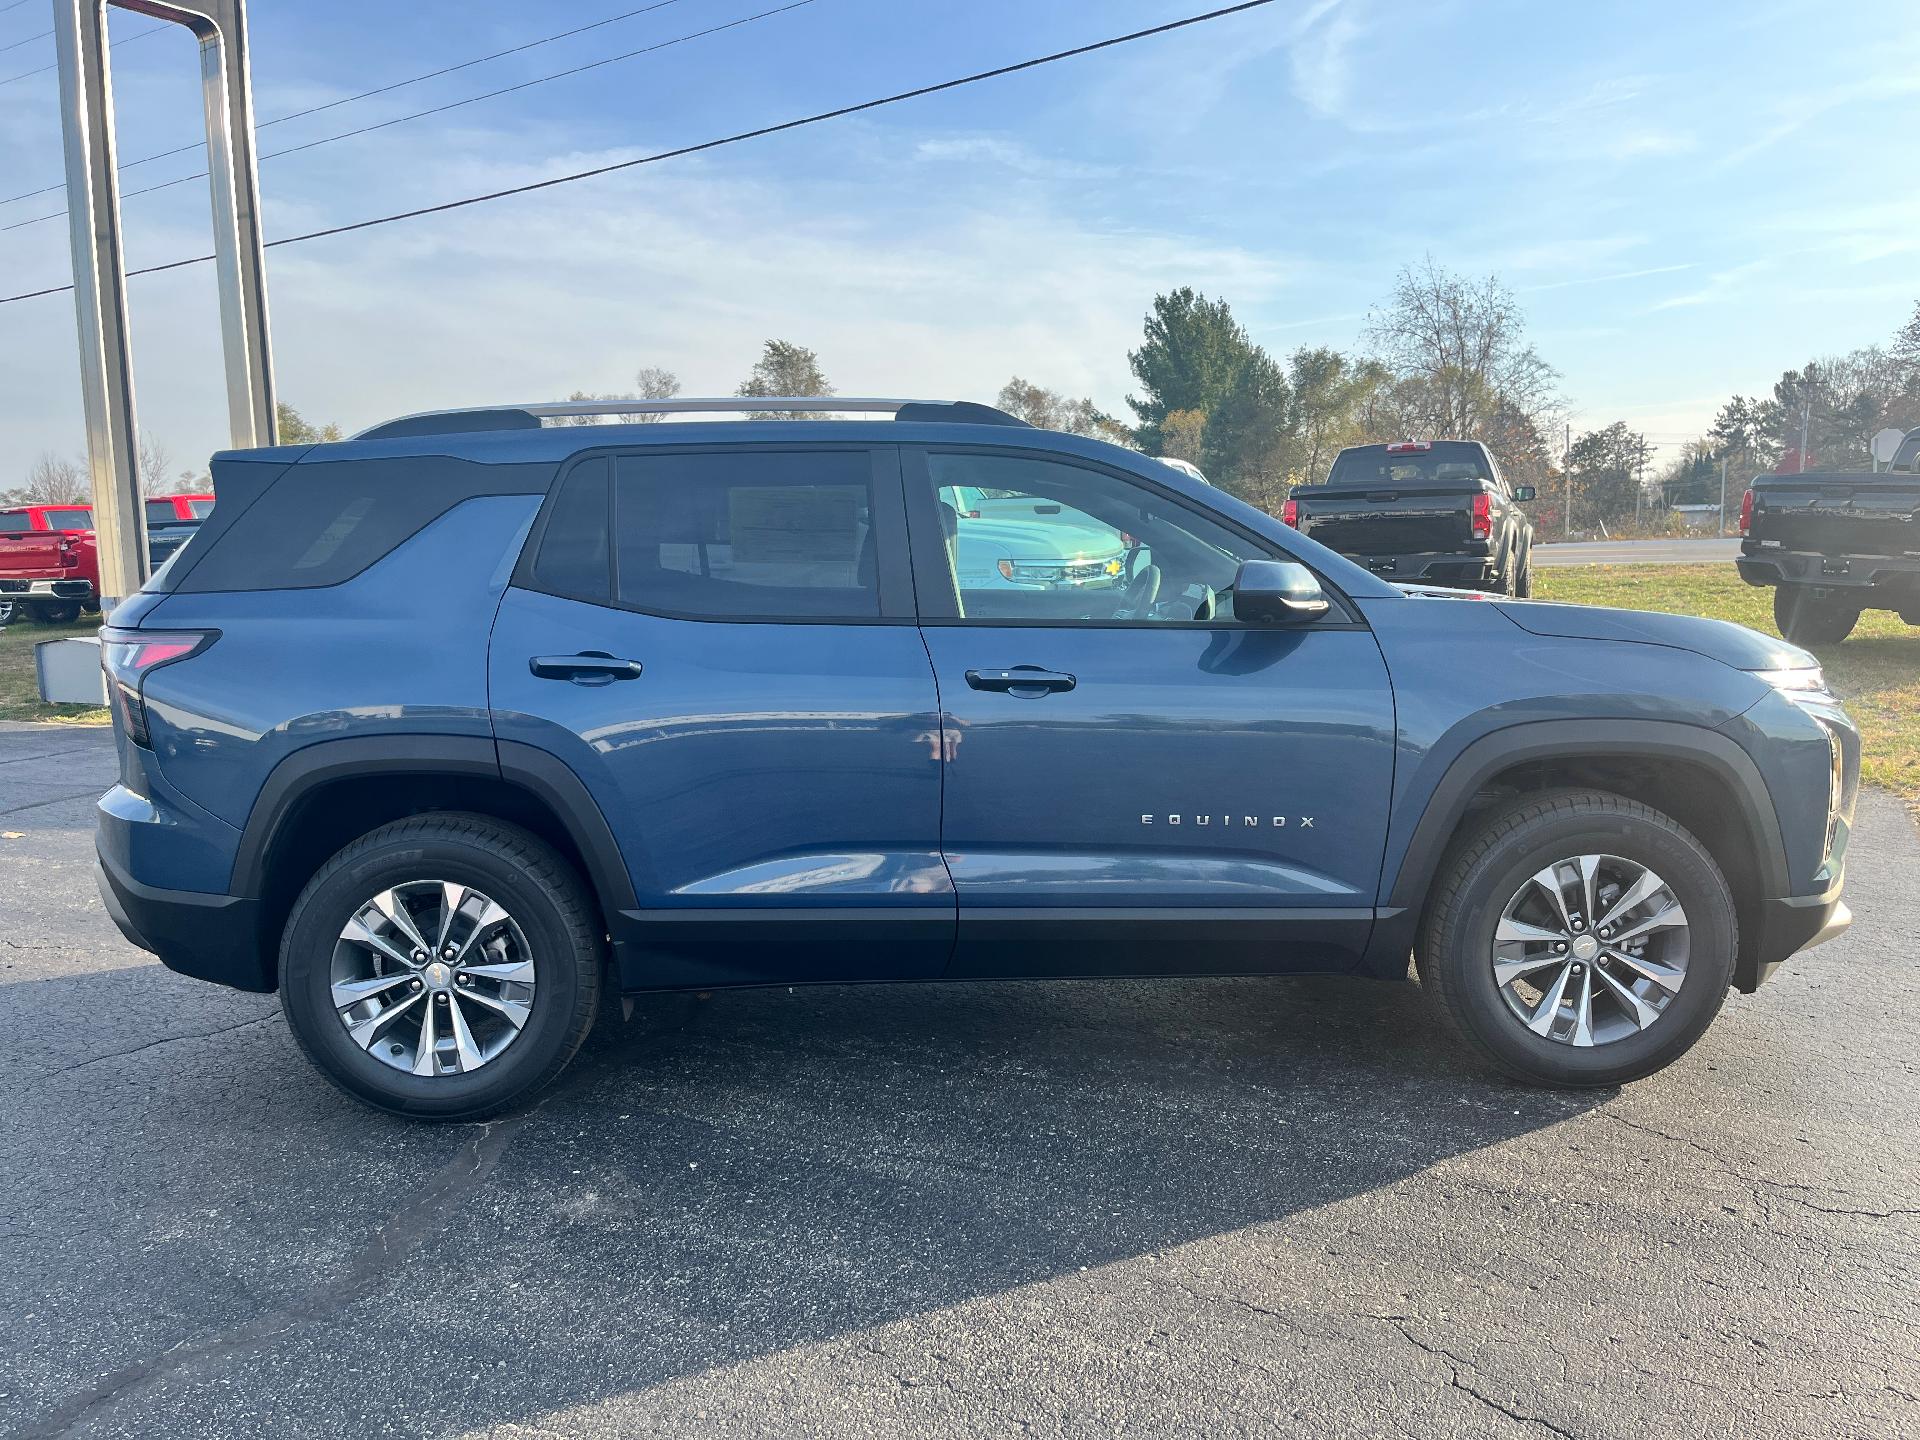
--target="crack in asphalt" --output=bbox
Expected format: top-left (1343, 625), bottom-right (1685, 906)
top-left (1601, 1112), bottom-right (1916, 1221)
top-left (1373, 1317), bottom-right (1581, 1439)
top-left (0, 789), bottom-right (106, 819)
top-left (0, 744), bottom-right (102, 770)
top-left (24, 1013), bottom-right (279, 1083)
top-left (1155, 1273), bottom-right (1591, 1436)
top-left (15, 1107), bottom-right (542, 1439)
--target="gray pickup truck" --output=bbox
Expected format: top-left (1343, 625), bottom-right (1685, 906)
top-left (1285, 439), bottom-right (1536, 595)
top-left (1737, 427), bottom-right (1920, 643)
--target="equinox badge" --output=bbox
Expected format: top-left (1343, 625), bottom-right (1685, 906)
top-left (1141, 814), bottom-right (1315, 828)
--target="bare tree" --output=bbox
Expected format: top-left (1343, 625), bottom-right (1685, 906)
top-left (738, 340), bottom-right (832, 419)
top-left (558, 366), bottom-right (682, 425)
top-left (1363, 257), bottom-right (1559, 443)
top-left (138, 433), bottom-right (173, 497)
top-left (4, 453), bottom-right (89, 507)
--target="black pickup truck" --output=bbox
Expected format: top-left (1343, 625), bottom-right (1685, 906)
top-left (1737, 427), bottom-right (1920, 643)
top-left (1284, 439), bottom-right (1536, 594)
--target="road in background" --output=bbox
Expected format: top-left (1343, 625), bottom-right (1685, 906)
top-left (1534, 537), bottom-right (1741, 567)
top-left (2, 723), bottom-right (1916, 1439)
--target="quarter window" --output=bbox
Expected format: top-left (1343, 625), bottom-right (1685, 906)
top-left (612, 451), bottom-right (880, 619)
top-left (530, 457), bottom-right (611, 603)
top-left (922, 452), bottom-right (1270, 623)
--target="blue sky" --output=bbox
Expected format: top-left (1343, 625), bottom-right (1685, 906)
top-left (1, 0), bottom-right (1916, 478)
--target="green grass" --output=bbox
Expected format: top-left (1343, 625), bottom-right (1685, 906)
top-left (1536, 566), bottom-right (1920, 799)
top-left (0, 615), bottom-right (110, 725)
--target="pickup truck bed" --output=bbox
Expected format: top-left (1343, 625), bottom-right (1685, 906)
top-left (1737, 432), bottom-right (1920, 642)
top-left (1289, 440), bottom-right (1533, 593)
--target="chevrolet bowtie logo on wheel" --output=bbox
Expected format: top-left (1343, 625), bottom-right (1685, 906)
top-left (1140, 814), bottom-right (1315, 828)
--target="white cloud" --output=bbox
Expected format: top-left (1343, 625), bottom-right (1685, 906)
top-left (0, 125), bottom-right (1304, 464)
top-left (1287, 1), bottom-right (1363, 122)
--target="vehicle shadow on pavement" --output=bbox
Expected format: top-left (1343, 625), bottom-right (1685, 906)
top-left (1, 963), bottom-right (1606, 1435)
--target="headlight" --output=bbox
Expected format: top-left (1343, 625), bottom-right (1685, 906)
top-left (1751, 666), bottom-right (1837, 704)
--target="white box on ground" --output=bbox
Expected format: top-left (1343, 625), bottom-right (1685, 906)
top-left (35, 636), bottom-right (108, 706)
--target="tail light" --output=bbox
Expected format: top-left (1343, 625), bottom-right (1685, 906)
top-left (1386, 440), bottom-right (1433, 454)
top-left (1471, 492), bottom-right (1492, 540)
top-left (1281, 498), bottom-right (1300, 528)
top-left (99, 627), bottom-right (216, 749)
top-left (58, 537), bottom-right (79, 568)
top-left (1739, 488), bottom-right (1754, 533)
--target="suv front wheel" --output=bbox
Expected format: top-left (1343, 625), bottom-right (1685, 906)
top-left (280, 814), bottom-right (602, 1120)
top-left (1418, 790), bottom-right (1736, 1087)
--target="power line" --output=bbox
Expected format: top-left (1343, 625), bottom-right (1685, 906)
top-left (0, 20), bottom-right (167, 85)
top-left (0, 0), bottom-right (694, 205)
top-left (2, 0), bottom-right (810, 233)
top-left (0, 0), bottom-right (1278, 309)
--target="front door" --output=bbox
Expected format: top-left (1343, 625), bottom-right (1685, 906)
top-left (489, 443), bottom-right (953, 987)
top-left (904, 447), bottom-right (1396, 978)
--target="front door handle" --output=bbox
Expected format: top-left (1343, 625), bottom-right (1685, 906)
top-left (965, 666), bottom-right (1076, 696)
top-left (530, 652), bottom-right (643, 684)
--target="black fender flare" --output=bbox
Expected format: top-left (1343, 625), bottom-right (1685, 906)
top-left (230, 735), bottom-right (638, 918)
top-left (1361, 718), bottom-right (1787, 977)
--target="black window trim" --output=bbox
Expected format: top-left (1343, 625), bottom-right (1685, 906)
top-left (512, 440), bottom-right (918, 625)
top-left (899, 444), bottom-right (1367, 631)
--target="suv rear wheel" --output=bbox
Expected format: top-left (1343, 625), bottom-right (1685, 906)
top-left (1418, 790), bottom-right (1736, 1087)
top-left (280, 814), bottom-right (602, 1120)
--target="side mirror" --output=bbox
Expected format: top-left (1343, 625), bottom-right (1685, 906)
top-left (1512, 485), bottom-right (1537, 502)
top-left (1233, 559), bottom-right (1329, 625)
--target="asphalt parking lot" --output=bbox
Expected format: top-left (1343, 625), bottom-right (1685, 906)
top-left (1533, 538), bottom-right (1741, 567)
top-left (2, 723), bottom-right (1916, 1440)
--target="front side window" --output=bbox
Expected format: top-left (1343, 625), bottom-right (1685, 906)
top-left (924, 452), bottom-right (1270, 623)
top-left (613, 450), bottom-right (880, 620)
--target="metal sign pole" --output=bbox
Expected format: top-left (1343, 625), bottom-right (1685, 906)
top-left (52, 0), bottom-right (144, 610)
top-left (52, 0), bottom-right (276, 612)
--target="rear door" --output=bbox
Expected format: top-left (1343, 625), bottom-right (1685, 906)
top-left (488, 443), bottom-right (953, 987)
top-left (905, 446), bottom-right (1396, 978)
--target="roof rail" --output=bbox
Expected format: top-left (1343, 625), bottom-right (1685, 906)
top-left (353, 397), bottom-right (1033, 441)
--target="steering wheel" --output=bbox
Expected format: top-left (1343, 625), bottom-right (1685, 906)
top-left (1117, 563), bottom-right (1161, 618)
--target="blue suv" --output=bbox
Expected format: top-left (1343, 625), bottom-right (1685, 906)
top-left (95, 398), bottom-right (1859, 1118)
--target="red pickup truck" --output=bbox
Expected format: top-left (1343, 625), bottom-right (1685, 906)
top-left (0, 494), bottom-right (214, 624)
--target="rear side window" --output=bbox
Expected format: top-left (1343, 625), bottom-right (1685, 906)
top-left (173, 456), bottom-right (550, 592)
top-left (611, 451), bottom-right (879, 619)
top-left (0, 513), bottom-right (30, 533)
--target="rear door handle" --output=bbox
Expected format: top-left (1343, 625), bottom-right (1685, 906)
top-left (965, 666), bottom-right (1076, 696)
top-left (530, 652), bottom-right (643, 683)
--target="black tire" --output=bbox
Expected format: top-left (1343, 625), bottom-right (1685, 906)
top-left (0, 597), bottom-right (13, 626)
top-left (1773, 584), bottom-right (1859, 645)
top-left (280, 813), bottom-right (602, 1120)
top-left (1513, 546), bottom-right (1533, 599)
top-left (1417, 789), bottom-right (1736, 1088)
top-left (29, 600), bottom-right (81, 625)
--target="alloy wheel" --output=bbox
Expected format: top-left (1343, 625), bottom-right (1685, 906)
top-left (329, 880), bottom-right (537, 1076)
top-left (1492, 853), bottom-right (1689, 1047)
